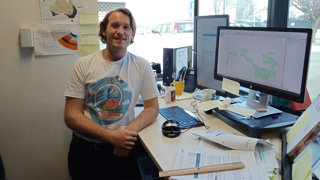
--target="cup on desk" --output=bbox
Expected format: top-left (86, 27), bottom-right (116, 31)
top-left (164, 86), bottom-right (176, 103)
top-left (202, 89), bottom-right (216, 101)
top-left (170, 81), bottom-right (184, 95)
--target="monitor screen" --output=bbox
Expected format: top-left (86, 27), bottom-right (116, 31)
top-left (215, 27), bottom-right (312, 103)
top-left (194, 15), bottom-right (229, 94)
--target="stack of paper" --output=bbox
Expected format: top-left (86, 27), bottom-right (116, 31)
top-left (286, 95), bottom-right (320, 159)
top-left (171, 145), bottom-right (267, 180)
top-left (192, 129), bottom-right (279, 179)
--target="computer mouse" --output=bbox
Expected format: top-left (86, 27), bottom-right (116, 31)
top-left (161, 120), bottom-right (181, 138)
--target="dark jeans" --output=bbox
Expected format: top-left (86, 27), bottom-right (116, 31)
top-left (68, 133), bottom-right (148, 180)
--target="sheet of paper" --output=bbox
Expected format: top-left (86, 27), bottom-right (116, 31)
top-left (228, 105), bottom-right (256, 117)
top-left (287, 95), bottom-right (320, 156)
top-left (80, 34), bottom-right (99, 44)
top-left (286, 111), bottom-right (311, 144)
top-left (175, 47), bottom-right (188, 75)
top-left (80, 24), bottom-right (98, 35)
top-left (78, 13), bottom-right (99, 55)
top-left (294, 140), bottom-right (320, 172)
top-left (40, 0), bottom-right (87, 24)
top-left (222, 78), bottom-right (240, 96)
top-left (171, 145), bottom-right (267, 180)
top-left (193, 129), bottom-right (273, 151)
top-left (255, 144), bottom-right (279, 169)
top-left (78, 44), bottom-right (99, 55)
top-left (198, 100), bottom-right (222, 111)
top-left (33, 24), bottom-right (80, 56)
top-left (292, 148), bottom-right (312, 180)
top-left (80, 13), bottom-right (98, 24)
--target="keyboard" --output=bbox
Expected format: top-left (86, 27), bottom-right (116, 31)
top-left (159, 106), bottom-right (204, 129)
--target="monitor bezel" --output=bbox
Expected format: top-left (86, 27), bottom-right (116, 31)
top-left (214, 26), bottom-right (312, 103)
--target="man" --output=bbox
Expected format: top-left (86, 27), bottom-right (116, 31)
top-left (64, 8), bottom-right (159, 179)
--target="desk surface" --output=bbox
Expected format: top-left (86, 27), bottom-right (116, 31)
top-left (137, 96), bottom-right (282, 174)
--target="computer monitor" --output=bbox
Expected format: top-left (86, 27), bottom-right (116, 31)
top-left (213, 27), bottom-right (312, 137)
top-left (194, 15), bottom-right (229, 94)
top-left (215, 27), bottom-right (312, 107)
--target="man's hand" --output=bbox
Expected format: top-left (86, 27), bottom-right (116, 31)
top-left (109, 126), bottom-right (137, 150)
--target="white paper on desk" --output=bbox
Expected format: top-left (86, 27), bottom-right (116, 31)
top-left (255, 144), bottom-right (279, 169)
top-left (254, 144), bottom-right (280, 179)
top-left (198, 100), bottom-right (222, 111)
top-left (171, 145), bottom-right (268, 180)
top-left (193, 129), bottom-right (273, 151)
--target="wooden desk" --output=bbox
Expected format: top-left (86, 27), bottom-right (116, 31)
top-left (137, 97), bottom-right (282, 174)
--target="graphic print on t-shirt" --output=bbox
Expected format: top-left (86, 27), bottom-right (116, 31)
top-left (86, 75), bottom-right (132, 126)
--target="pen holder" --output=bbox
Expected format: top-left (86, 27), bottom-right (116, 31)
top-left (170, 81), bottom-right (184, 95)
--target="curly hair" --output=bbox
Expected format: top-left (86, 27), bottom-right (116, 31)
top-left (98, 8), bottom-right (136, 44)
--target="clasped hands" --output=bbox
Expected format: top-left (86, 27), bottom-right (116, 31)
top-left (110, 126), bottom-right (138, 157)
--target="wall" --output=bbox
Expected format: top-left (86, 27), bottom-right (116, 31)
top-left (0, 0), bottom-right (97, 179)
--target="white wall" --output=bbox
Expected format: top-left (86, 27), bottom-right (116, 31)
top-left (0, 0), bottom-right (97, 179)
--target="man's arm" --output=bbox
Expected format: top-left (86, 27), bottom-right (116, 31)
top-left (64, 97), bottom-right (137, 150)
top-left (113, 96), bottom-right (159, 156)
top-left (127, 97), bottom-right (159, 132)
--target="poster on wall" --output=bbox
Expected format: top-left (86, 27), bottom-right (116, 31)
top-left (33, 24), bottom-right (81, 56)
top-left (40, 0), bottom-right (87, 24)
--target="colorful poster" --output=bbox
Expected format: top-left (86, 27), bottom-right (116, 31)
top-left (33, 24), bottom-right (80, 56)
top-left (40, 0), bottom-right (87, 24)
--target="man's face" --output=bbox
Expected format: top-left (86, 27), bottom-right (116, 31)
top-left (103, 12), bottom-right (133, 52)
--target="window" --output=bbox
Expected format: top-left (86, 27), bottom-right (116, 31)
top-left (288, 0), bottom-right (320, 101)
top-left (199, 0), bottom-right (268, 27)
top-left (98, 0), bottom-right (195, 69)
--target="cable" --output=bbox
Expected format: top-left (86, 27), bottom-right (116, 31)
top-left (181, 127), bottom-right (192, 134)
top-left (190, 98), bottom-right (210, 129)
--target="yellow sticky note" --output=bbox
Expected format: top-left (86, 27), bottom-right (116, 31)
top-left (222, 78), bottom-right (240, 96)
top-left (80, 34), bottom-right (100, 45)
top-left (80, 13), bottom-right (98, 24)
top-left (80, 24), bottom-right (98, 35)
top-left (286, 111), bottom-right (311, 143)
top-left (78, 44), bottom-right (100, 55)
top-left (198, 100), bottom-right (222, 111)
top-left (292, 148), bottom-right (312, 180)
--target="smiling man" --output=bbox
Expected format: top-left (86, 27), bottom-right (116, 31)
top-left (64, 8), bottom-right (159, 179)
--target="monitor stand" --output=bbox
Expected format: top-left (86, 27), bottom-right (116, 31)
top-left (245, 90), bottom-right (282, 118)
top-left (213, 90), bottom-right (299, 138)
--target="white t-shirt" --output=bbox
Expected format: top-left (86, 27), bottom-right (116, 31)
top-left (64, 50), bottom-right (158, 140)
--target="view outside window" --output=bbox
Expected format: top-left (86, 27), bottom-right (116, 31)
top-left (97, 0), bottom-right (318, 101)
top-left (98, 0), bottom-right (194, 69)
top-left (288, 0), bottom-right (320, 100)
top-left (98, 0), bottom-right (268, 71)
top-left (199, 0), bottom-right (268, 27)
